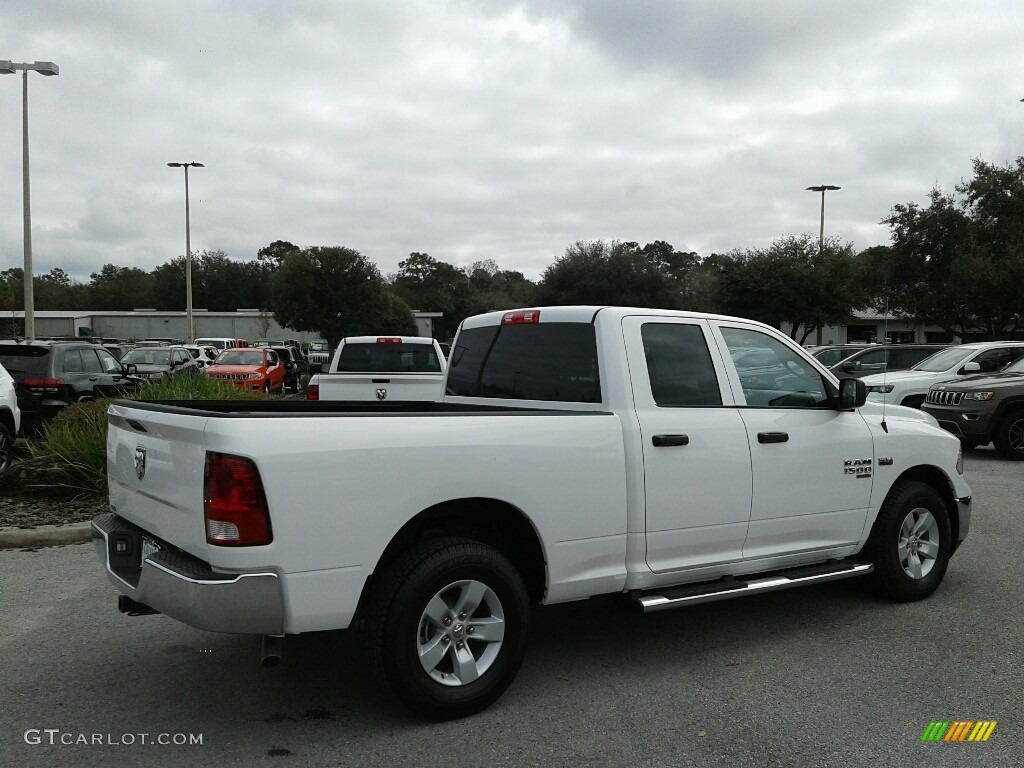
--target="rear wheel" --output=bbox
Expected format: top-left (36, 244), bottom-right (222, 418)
top-left (862, 480), bottom-right (952, 601)
top-left (363, 537), bottom-right (531, 720)
top-left (993, 409), bottom-right (1024, 460)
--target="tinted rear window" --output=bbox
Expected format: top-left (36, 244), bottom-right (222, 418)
top-left (0, 345), bottom-right (50, 378)
top-left (446, 323), bottom-right (600, 403)
top-left (336, 343), bottom-right (442, 373)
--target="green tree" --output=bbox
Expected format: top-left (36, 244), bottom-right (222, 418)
top-left (879, 157), bottom-right (1024, 339)
top-left (391, 252), bottom-right (472, 339)
top-left (538, 240), bottom-right (679, 308)
top-left (464, 260), bottom-right (539, 317)
top-left (89, 265), bottom-right (156, 310)
top-left (270, 245), bottom-right (410, 346)
top-left (717, 234), bottom-right (865, 343)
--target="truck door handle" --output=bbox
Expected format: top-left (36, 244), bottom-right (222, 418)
top-left (652, 434), bottom-right (689, 447)
top-left (758, 432), bottom-right (789, 444)
top-left (372, 379), bottom-right (391, 384)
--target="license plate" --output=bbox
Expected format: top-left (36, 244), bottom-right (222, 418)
top-left (140, 537), bottom-right (161, 565)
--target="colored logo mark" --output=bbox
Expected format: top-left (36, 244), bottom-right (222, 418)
top-left (921, 721), bottom-right (997, 742)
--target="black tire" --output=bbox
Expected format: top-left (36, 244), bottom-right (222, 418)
top-left (993, 409), bottom-right (1024, 461)
top-left (262, 380), bottom-right (270, 394)
top-left (959, 439), bottom-right (982, 450)
top-left (900, 395), bottom-right (926, 409)
top-left (363, 537), bottom-right (531, 720)
top-left (0, 422), bottom-right (14, 475)
top-left (862, 480), bottom-right (952, 601)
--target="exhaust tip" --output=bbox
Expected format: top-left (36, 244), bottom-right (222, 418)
top-left (261, 634), bottom-right (285, 668)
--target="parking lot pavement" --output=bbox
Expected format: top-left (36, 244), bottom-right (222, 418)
top-left (1, 450), bottom-right (1021, 767)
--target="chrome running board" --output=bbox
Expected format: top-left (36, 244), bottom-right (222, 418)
top-left (635, 561), bottom-right (874, 613)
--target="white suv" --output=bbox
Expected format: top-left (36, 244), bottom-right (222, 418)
top-left (861, 342), bottom-right (1024, 408)
top-left (0, 361), bottom-right (21, 474)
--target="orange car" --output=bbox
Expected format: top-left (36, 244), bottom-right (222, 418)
top-left (205, 348), bottom-right (285, 394)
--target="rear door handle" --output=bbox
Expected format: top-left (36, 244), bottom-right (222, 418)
top-left (652, 434), bottom-right (689, 447)
top-left (758, 432), bottom-right (789, 444)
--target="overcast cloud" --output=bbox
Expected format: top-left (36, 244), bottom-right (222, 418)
top-left (2, 1), bottom-right (1023, 284)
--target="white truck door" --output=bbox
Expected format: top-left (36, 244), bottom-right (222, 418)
top-left (711, 322), bottom-right (875, 558)
top-left (622, 316), bottom-right (753, 572)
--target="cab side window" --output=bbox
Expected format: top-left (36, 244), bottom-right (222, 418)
top-left (641, 323), bottom-right (722, 407)
top-left (721, 328), bottom-right (832, 408)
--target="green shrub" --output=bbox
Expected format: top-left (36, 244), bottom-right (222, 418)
top-left (18, 374), bottom-right (271, 498)
top-left (24, 399), bottom-right (110, 497)
top-left (133, 373), bottom-right (264, 401)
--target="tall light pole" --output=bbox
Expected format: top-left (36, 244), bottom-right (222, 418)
top-left (805, 184), bottom-right (841, 254)
top-left (167, 162), bottom-right (204, 343)
top-left (1, 60), bottom-right (59, 342)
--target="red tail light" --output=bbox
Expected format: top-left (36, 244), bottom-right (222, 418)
top-left (501, 310), bottom-right (540, 325)
top-left (376, 337), bottom-right (401, 344)
top-left (306, 384), bottom-right (319, 400)
top-left (203, 452), bottom-right (272, 546)
top-left (22, 377), bottom-right (63, 393)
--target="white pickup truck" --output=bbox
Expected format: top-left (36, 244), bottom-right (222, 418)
top-left (306, 335), bottom-right (446, 401)
top-left (93, 306), bottom-right (972, 720)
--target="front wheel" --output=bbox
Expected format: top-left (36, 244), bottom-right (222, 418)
top-left (262, 380), bottom-right (270, 394)
top-left (364, 537), bottom-right (531, 720)
top-left (862, 480), bottom-right (952, 601)
top-left (993, 410), bottom-right (1024, 461)
top-left (0, 423), bottom-right (14, 475)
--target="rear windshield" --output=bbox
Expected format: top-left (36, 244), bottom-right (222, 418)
top-left (336, 343), bottom-right (442, 373)
top-left (123, 349), bottom-right (171, 366)
top-left (446, 322), bottom-right (600, 403)
top-left (0, 345), bottom-right (51, 378)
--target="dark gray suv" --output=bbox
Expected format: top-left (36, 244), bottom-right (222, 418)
top-left (0, 340), bottom-right (140, 434)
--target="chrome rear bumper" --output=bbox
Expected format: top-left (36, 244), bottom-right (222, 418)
top-left (92, 512), bottom-right (284, 635)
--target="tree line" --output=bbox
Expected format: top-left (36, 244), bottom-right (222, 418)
top-left (3, 156), bottom-right (1023, 345)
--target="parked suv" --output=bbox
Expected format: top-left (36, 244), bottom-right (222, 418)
top-left (829, 344), bottom-right (951, 379)
top-left (0, 340), bottom-right (141, 434)
top-left (0, 361), bottom-right (20, 473)
top-left (120, 346), bottom-right (203, 380)
top-left (807, 344), bottom-right (871, 367)
top-left (922, 355), bottom-right (1024, 458)
top-left (861, 342), bottom-right (1024, 408)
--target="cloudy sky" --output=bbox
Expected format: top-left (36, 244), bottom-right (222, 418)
top-left (2, 1), bottom-right (1023, 284)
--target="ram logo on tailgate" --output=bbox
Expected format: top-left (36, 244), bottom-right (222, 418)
top-left (134, 445), bottom-right (147, 480)
top-left (376, 388), bottom-right (388, 400)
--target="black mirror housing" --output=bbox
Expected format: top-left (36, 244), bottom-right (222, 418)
top-left (838, 378), bottom-right (867, 410)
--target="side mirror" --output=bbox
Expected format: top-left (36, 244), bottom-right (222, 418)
top-left (124, 363), bottom-right (137, 375)
top-left (960, 362), bottom-right (981, 374)
top-left (838, 378), bottom-right (867, 410)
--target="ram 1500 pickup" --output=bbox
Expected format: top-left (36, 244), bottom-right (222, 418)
top-left (93, 306), bottom-right (972, 720)
top-left (306, 335), bottom-right (446, 401)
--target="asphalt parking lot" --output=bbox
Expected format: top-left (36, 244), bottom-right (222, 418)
top-left (1, 449), bottom-right (1021, 767)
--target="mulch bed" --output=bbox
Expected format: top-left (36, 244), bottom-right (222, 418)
top-left (0, 494), bottom-right (107, 529)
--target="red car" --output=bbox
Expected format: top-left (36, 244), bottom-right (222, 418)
top-left (205, 348), bottom-right (285, 394)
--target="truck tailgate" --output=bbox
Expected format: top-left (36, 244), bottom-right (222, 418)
top-left (318, 373), bottom-right (443, 401)
top-left (106, 402), bottom-right (211, 558)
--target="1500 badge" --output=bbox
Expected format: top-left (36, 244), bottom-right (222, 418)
top-left (844, 458), bottom-right (872, 478)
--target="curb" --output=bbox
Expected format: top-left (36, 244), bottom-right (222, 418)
top-left (0, 521), bottom-right (94, 549)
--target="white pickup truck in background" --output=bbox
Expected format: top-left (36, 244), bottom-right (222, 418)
top-left (305, 335), bottom-right (446, 401)
top-left (93, 306), bottom-right (972, 719)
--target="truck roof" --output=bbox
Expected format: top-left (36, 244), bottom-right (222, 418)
top-left (462, 306), bottom-right (782, 331)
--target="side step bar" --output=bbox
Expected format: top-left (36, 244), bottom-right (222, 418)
top-left (635, 561), bottom-right (873, 613)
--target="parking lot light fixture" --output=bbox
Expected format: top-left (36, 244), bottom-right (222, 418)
top-left (1, 60), bottom-right (61, 342)
top-left (167, 162), bottom-right (205, 344)
top-left (805, 185), bottom-right (841, 255)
